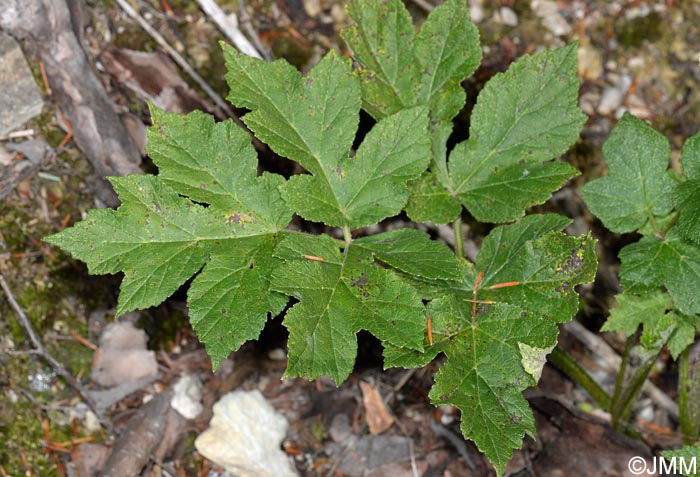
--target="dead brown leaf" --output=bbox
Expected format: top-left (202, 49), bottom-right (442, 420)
top-left (359, 381), bottom-right (394, 435)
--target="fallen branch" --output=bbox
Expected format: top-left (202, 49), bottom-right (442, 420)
top-left (196, 0), bottom-right (265, 60)
top-left (0, 275), bottom-right (113, 433)
top-left (0, 0), bottom-right (143, 206)
top-left (113, 0), bottom-right (235, 118)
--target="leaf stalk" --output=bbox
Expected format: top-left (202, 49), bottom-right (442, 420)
top-left (453, 216), bottom-right (465, 260)
top-left (549, 346), bottom-right (611, 411)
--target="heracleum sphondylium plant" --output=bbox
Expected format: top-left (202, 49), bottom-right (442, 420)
top-left (46, 0), bottom-right (597, 472)
top-left (581, 115), bottom-right (700, 473)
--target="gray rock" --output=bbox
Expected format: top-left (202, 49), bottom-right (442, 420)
top-left (91, 321), bottom-right (158, 387)
top-left (597, 75), bottom-right (632, 115)
top-left (0, 33), bottom-right (43, 136)
top-left (195, 390), bottom-right (298, 477)
top-left (325, 434), bottom-right (413, 477)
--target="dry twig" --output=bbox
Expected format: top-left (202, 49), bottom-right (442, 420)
top-left (0, 275), bottom-right (112, 433)
top-left (196, 0), bottom-right (266, 60)
top-left (113, 0), bottom-right (235, 118)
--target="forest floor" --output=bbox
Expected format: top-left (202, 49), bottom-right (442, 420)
top-left (1, 0), bottom-right (700, 476)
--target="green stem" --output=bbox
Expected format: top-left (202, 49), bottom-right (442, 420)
top-left (549, 346), bottom-right (611, 411)
top-left (342, 225), bottom-right (353, 259)
top-left (610, 333), bottom-right (660, 430)
top-left (646, 211), bottom-right (661, 235)
top-left (679, 348), bottom-right (700, 443)
top-left (657, 211), bottom-right (680, 239)
top-left (610, 334), bottom-right (634, 430)
top-left (613, 352), bottom-right (659, 426)
top-left (453, 217), bottom-right (465, 260)
top-left (679, 347), bottom-right (693, 442)
top-left (342, 225), bottom-right (352, 246)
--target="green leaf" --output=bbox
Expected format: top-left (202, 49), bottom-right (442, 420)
top-left (282, 106), bottom-right (430, 228)
top-left (681, 131), bottom-right (700, 180)
top-left (675, 132), bottom-right (700, 245)
top-left (662, 443), bottom-right (700, 477)
top-left (342, 0), bottom-right (481, 122)
top-left (455, 162), bottom-right (580, 224)
top-left (354, 228), bottom-right (461, 281)
top-left (602, 289), bottom-right (673, 335)
top-left (675, 180), bottom-right (700, 245)
top-left (271, 233), bottom-right (425, 384)
top-left (428, 300), bottom-right (551, 474)
top-left (225, 47), bottom-right (431, 228)
top-left (187, 237), bottom-right (288, 367)
top-left (46, 108), bottom-right (292, 369)
top-left (341, 0), bottom-right (417, 120)
top-left (581, 113), bottom-right (676, 233)
top-left (449, 43), bottom-right (585, 223)
top-left (225, 49), bottom-right (358, 176)
top-left (620, 235), bottom-right (700, 316)
top-left (413, 0), bottom-right (482, 122)
top-left (405, 171), bottom-right (461, 224)
top-left (385, 215), bottom-right (597, 474)
top-left (665, 312), bottom-right (697, 360)
top-left (602, 291), bottom-right (694, 359)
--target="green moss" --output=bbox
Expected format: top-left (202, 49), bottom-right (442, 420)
top-left (114, 26), bottom-right (159, 52)
top-left (270, 34), bottom-right (313, 71)
top-left (616, 12), bottom-right (663, 49)
top-left (0, 127), bottom-right (118, 477)
top-left (0, 355), bottom-right (74, 477)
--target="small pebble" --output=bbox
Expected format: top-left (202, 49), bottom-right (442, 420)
top-left (496, 7), bottom-right (518, 27)
top-left (468, 0), bottom-right (484, 23)
top-left (268, 348), bottom-right (287, 361)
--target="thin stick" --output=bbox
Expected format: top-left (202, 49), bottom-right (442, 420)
top-left (430, 420), bottom-right (476, 471)
top-left (113, 0), bottom-right (235, 118)
top-left (196, 0), bottom-right (263, 59)
top-left (0, 275), bottom-right (112, 433)
top-left (238, 0), bottom-right (271, 61)
top-left (410, 0), bottom-right (434, 13)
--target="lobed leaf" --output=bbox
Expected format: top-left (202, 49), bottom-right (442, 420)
top-left (271, 233), bottom-right (426, 384)
top-left (226, 47), bottom-right (431, 228)
top-left (602, 290), bottom-right (693, 359)
top-left (675, 133), bottom-right (700, 245)
top-left (385, 215), bottom-right (597, 474)
top-left (602, 290), bottom-right (673, 334)
top-left (342, 0), bottom-right (481, 123)
top-left (620, 235), bottom-right (700, 316)
top-left (449, 43), bottom-right (586, 223)
top-left (282, 106), bottom-right (431, 228)
top-left (46, 107), bottom-right (292, 369)
top-left (662, 443), bottom-right (700, 477)
top-left (581, 113), bottom-right (676, 233)
top-left (354, 228), bottom-right (461, 281)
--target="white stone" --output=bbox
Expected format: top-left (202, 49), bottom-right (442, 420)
top-left (84, 410), bottom-right (101, 433)
top-left (468, 0), bottom-right (484, 23)
top-left (496, 7), bottom-right (518, 27)
top-left (195, 390), bottom-right (298, 477)
top-left (171, 374), bottom-right (203, 419)
top-left (531, 0), bottom-right (571, 36)
top-left (597, 75), bottom-right (632, 115)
